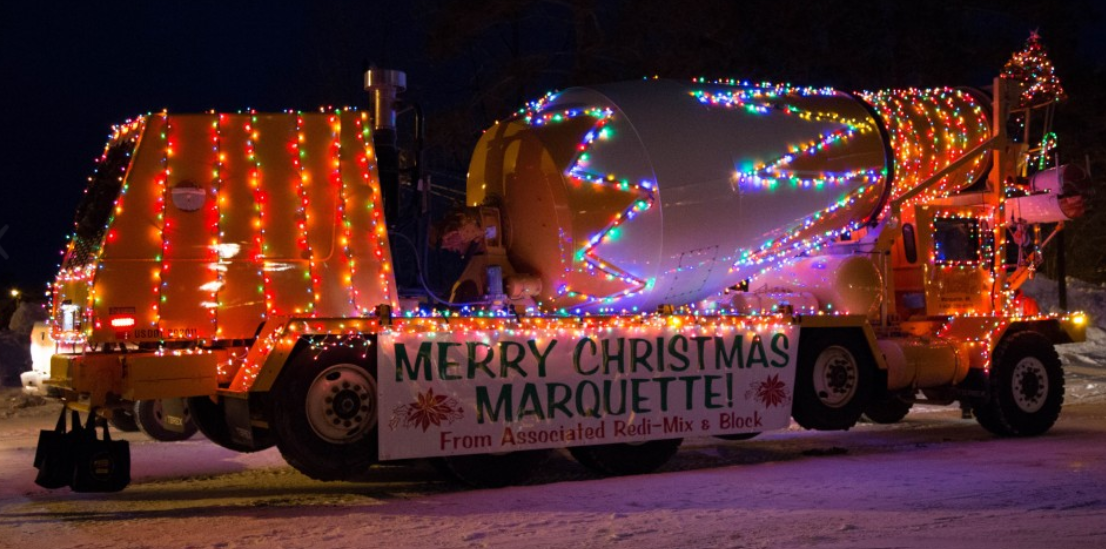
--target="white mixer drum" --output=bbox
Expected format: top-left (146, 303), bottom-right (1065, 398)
top-left (468, 79), bottom-right (988, 313)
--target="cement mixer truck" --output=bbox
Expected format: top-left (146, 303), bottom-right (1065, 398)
top-left (29, 52), bottom-right (1089, 489)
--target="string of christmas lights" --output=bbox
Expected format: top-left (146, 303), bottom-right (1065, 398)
top-left (245, 113), bottom-right (272, 318)
top-left (353, 112), bottom-right (396, 313)
top-left (213, 114), bottom-right (233, 336)
top-left (522, 99), bottom-right (656, 306)
top-left (859, 87), bottom-right (991, 208)
top-left (693, 78), bottom-right (836, 98)
top-left (207, 115), bottom-right (224, 334)
top-left (730, 185), bottom-right (878, 280)
top-left (333, 112), bottom-right (361, 313)
top-left (292, 112), bottom-right (318, 315)
top-left (155, 113), bottom-right (172, 328)
top-left (692, 87), bottom-right (881, 191)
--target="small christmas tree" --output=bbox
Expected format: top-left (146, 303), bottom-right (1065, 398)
top-left (1002, 31), bottom-right (1066, 108)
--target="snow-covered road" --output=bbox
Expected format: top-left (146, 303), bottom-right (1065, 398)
top-left (2, 390), bottom-right (1106, 549)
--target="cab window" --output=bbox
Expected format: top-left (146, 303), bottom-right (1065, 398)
top-left (933, 217), bottom-right (980, 264)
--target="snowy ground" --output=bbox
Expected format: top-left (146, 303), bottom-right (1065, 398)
top-left (1, 279), bottom-right (1103, 549)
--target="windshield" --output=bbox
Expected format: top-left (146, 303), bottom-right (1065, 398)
top-left (933, 217), bottom-right (981, 264)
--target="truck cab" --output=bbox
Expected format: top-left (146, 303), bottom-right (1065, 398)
top-left (894, 202), bottom-right (996, 319)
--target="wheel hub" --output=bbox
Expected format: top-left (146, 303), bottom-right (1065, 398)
top-left (331, 390), bottom-right (362, 420)
top-left (814, 346), bottom-right (858, 409)
top-left (827, 363), bottom-right (851, 392)
top-left (1011, 357), bottom-right (1047, 413)
top-left (306, 364), bottom-right (378, 444)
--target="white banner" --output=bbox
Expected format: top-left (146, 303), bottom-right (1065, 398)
top-left (377, 321), bottom-right (799, 460)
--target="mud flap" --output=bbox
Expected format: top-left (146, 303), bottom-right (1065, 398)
top-left (159, 397), bottom-right (188, 434)
top-left (224, 396), bottom-right (258, 448)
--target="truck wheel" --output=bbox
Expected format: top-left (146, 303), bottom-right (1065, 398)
top-left (974, 331), bottom-right (1064, 437)
top-left (269, 348), bottom-right (379, 481)
top-left (188, 395), bottom-right (276, 453)
top-left (108, 408), bottom-right (140, 432)
top-left (135, 399), bottom-right (198, 442)
top-left (863, 393), bottom-right (913, 424)
top-left (792, 331), bottom-right (873, 431)
top-left (569, 439), bottom-right (682, 476)
top-left (433, 450), bottom-right (552, 487)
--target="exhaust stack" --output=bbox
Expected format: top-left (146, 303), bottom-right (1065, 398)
top-left (364, 68), bottom-right (407, 224)
top-left (364, 68), bottom-right (406, 131)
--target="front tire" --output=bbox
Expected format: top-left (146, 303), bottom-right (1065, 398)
top-left (974, 331), bottom-right (1063, 437)
top-left (792, 330), bottom-right (874, 431)
top-left (269, 347), bottom-right (380, 481)
top-left (569, 439), bottom-right (682, 476)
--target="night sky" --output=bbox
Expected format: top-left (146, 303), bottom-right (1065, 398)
top-left (3, 1), bottom-right (1104, 294)
top-left (1, 2), bottom-right (439, 293)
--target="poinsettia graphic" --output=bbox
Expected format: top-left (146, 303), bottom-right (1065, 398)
top-left (746, 374), bottom-right (791, 408)
top-left (389, 389), bottom-right (464, 432)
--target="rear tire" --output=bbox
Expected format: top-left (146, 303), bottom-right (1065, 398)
top-left (108, 408), bottom-right (139, 432)
top-left (569, 439), bottom-right (682, 476)
top-left (792, 330), bottom-right (874, 431)
top-left (188, 395), bottom-right (275, 453)
top-left (269, 347), bottom-right (379, 481)
top-left (974, 331), bottom-right (1063, 437)
top-left (433, 450), bottom-right (552, 488)
top-left (134, 399), bottom-right (198, 442)
top-left (863, 392), bottom-right (913, 424)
